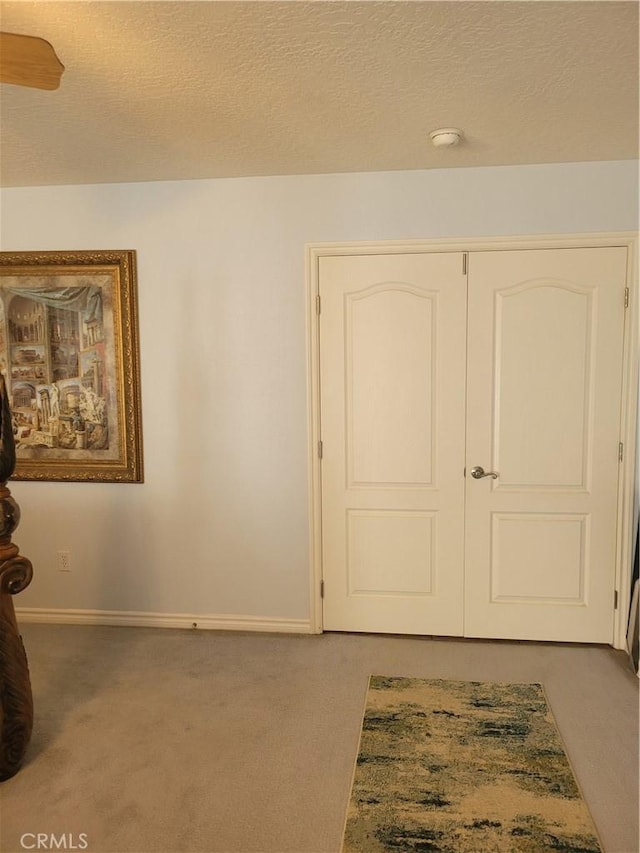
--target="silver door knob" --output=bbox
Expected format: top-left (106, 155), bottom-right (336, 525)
top-left (470, 466), bottom-right (498, 480)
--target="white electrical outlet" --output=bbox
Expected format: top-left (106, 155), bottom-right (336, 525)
top-left (57, 550), bottom-right (71, 572)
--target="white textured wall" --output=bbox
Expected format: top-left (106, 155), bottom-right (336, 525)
top-left (0, 160), bottom-right (638, 626)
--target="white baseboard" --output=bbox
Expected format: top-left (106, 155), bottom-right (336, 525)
top-left (14, 607), bottom-right (314, 634)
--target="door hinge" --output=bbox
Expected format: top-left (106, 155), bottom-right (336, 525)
top-left (318, 440), bottom-right (323, 459)
top-left (462, 253), bottom-right (468, 275)
top-left (320, 580), bottom-right (325, 598)
top-left (619, 442), bottom-right (624, 462)
top-left (624, 287), bottom-right (630, 309)
top-left (614, 589), bottom-right (619, 609)
top-left (316, 294), bottom-right (321, 315)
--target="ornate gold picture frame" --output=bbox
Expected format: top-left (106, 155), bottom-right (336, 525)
top-left (0, 250), bottom-right (143, 482)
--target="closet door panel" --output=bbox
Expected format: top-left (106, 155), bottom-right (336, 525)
top-left (319, 252), bottom-right (466, 635)
top-left (464, 247), bottom-right (627, 642)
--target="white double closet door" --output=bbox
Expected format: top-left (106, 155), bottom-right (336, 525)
top-left (319, 247), bottom-right (627, 642)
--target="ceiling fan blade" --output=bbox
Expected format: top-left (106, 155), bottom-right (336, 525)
top-left (0, 32), bottom-right (64, 90)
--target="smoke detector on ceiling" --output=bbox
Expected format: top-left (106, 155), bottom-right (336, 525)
top-left (430, 128), bottom-right (464, 148)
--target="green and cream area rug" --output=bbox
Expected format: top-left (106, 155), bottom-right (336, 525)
top-left (342, 677), bottom-right (602, 853)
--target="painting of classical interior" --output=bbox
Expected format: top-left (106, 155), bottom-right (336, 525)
top-left (0, 288), bottom-right (109, 451)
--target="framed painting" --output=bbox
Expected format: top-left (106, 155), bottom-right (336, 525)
top-left (0, 250), bottom-right (143, 482)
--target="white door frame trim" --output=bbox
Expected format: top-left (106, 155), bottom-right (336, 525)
top-left (306, 232), bottom-right (638, 649)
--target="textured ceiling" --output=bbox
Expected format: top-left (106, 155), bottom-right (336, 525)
top-left (0, 1), bottom-right (638, 188)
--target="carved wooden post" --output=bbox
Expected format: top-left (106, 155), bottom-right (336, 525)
top-left (0, 375), bottom-right (33, 781)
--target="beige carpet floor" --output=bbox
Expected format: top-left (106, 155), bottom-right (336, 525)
top-left (0, 625), bottom-right (637, 853)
